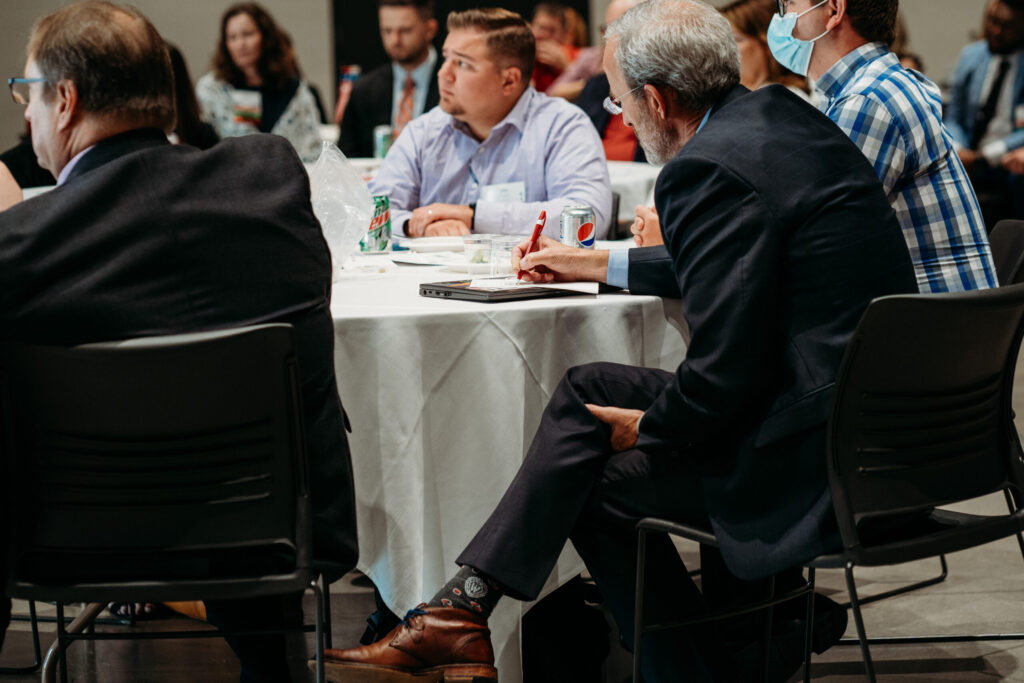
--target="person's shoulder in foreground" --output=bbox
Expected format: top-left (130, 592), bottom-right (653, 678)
top-left (0, 0), bottom-right (355, 577)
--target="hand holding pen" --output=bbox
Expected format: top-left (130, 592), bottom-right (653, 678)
top-left (516, 210), bottom-right (546, 280)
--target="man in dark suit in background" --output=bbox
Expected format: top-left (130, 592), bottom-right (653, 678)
top-left (320, 1), bottom-right (917, 681)
top-left (338, 0), bottom-right (441, 158)
top-left (0, 3), bottom-right (357, 681)
top-left (946, 0), bottom-right (1024, 223)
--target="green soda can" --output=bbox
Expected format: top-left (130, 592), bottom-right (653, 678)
top-left (360, 195), bottom-right (392, 252)
top-left (373, 125), bottom-right (394, 159)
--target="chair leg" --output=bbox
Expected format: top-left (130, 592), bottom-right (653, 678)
top-left (802, 568), bottom-right (816, 683)
top-left (55, 603), bottom-right (68, 683)
top-left (311, 581), bottom-right (325, 683)
top-left (760, 576), bottom-right (776, 683)
top-left (1004, 489), bottom-right (1024, 562)
top-left (844, 561), bottom-right (876, 683)
top-left (322, 576), bottom-right (333, 650)
top-left (633, 526), bottom-right (648, 683)
top-left (0, 599), bottom-right (42, 674)
top-left (840, 555), bottom-right (947, 608)
top-left (39, 603), bottom-right (103, 683)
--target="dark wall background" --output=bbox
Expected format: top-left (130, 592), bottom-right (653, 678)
top-left (332, 1), bottom-right (591, 83)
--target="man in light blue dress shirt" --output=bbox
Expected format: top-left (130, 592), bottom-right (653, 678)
top-left (368, 8), bottom-right (611, 238)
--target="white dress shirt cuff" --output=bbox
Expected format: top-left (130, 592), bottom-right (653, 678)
top-left (982, 139), bottom-right (1009, 167)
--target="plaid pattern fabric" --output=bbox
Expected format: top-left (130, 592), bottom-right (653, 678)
top-left (817, 43), bottom-right (997, 293)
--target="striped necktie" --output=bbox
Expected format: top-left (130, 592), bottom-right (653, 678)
top-left (395, 75), bottom-right (415, 134)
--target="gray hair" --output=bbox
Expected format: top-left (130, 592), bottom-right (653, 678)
top-left (606, 0), bottom-right (740, 113)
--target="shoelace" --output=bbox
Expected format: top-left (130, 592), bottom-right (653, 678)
top-left (401, 607), bottom-right (428, 628)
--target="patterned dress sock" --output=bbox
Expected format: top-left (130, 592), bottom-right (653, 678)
top-left (427, 565), bottom-right (504, 619)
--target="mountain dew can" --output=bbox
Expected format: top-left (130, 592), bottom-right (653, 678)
top-left (373, 125), bottom-right (394, 159)
top-left (560, 205), bottom-right (597, 249)
top-left (360, 195), bottom-right (392, 252)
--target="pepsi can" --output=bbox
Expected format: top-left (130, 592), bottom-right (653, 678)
top-left (560, 205), bottom-right (597, 249)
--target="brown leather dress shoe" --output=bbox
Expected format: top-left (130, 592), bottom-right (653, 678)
top-left (320, 604), bottom-right (498, 683)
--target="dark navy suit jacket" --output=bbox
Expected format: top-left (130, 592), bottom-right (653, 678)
top-left (0, 129), bottom-right (358, 581)
top-left (945, 41), bottom-right (1024, 153)
top-left (627, 85), bottom-right (917, 578)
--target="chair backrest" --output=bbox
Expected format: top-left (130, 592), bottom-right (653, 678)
top-left (1, 324), bottom-right (311, 594)
top-left (826, 285), bottom-right (1024, 551)
top-left (989, 219), bottom-right (1024, 285)
top-left (609, 192), bottom-right (624, 239)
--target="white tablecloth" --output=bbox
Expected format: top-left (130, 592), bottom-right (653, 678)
top-left (330, 261), bottom-right (687, 683)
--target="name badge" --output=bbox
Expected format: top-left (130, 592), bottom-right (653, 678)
top-left (479, 181), bottom-right (526, 203)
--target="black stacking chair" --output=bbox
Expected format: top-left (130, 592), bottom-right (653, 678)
top-left (609, 192), bottom-right (625, 239)
top-left (989, 219), bottom-right (1024, 285)
top-left (634, 285), bottom-right (1024, 683)
top-left (0, 324), bottom-right (329, 683)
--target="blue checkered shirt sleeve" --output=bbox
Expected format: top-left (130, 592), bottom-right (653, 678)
top-left (828, 93), bottom-right (908, 198)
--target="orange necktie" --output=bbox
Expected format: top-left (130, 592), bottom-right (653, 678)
top-left (395, 75), bottom-right (415, 134)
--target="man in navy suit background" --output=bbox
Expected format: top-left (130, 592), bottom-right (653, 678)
top-left (338, 0), bottom-right (442, 158)
top-left (946, 0), bottom-right (1024, 223)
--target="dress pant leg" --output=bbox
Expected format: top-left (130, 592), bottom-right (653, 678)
top-left (204, 594), bottom-right (299, 683)
top-left (457, 362), bottom-right (676, 600)
top-left (569, 448), bottom-right (734, 683)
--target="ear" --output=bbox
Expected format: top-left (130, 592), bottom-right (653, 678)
top-left (425, 18), bottom-right (438, 41)
top-left (53, 80), bottom-right (79, 132)
top-left (826, 0), bottom-right (846, 31)
top-left (500, 66), bottom-right (523, 96)
top-left (643, 84), bottom-right (669, 122)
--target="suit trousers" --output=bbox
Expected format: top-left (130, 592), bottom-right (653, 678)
top-left (457, 362), bottom-right (737, 682)
top-left (204, 592), bottom-right (302, 683)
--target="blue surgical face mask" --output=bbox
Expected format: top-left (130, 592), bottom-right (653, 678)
top-left (766, 0), bottom-right (831, 77)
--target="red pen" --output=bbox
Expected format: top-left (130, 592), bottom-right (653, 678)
top-left (517, 210), bottom-right (546, 280)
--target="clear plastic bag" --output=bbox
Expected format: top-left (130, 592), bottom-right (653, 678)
top-left (308, 141), bottom-right (374, 280)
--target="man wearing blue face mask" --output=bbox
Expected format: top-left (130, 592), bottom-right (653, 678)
top-left (768, 0), bottom-right (998, 294)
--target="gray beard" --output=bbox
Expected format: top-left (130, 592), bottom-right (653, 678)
top-left (633, 107), bottom-right (683, 165)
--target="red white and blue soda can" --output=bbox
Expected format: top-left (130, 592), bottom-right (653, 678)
top-left (559, 205), bottom-right (597, 249)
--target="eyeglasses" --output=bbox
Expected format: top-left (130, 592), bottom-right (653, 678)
top-left (776, 0), bottom-right (790, 16)
top-left (603, 83), bottom-right (646, 115)
top-left (8, 77), bottom-right (49, 105)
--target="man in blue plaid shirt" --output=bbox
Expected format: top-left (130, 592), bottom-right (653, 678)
top-left (769, 0), bottom-right (997, 293)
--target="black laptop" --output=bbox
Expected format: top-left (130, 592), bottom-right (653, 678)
top-left (419, 279), bottom-right (583, 303)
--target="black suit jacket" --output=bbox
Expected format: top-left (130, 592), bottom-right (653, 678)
top-left (339, 57), bottom-right (442, 158)
top-left (630, 85), bottom-right (917, 578)
top-left (0, 128), bottom-right (358, 581)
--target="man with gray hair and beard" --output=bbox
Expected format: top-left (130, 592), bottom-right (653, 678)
top-left (321, 1), bottom-right (916, 681)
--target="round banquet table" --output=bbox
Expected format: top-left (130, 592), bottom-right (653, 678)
top-left (330, 254), bottom-right (687, 682)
